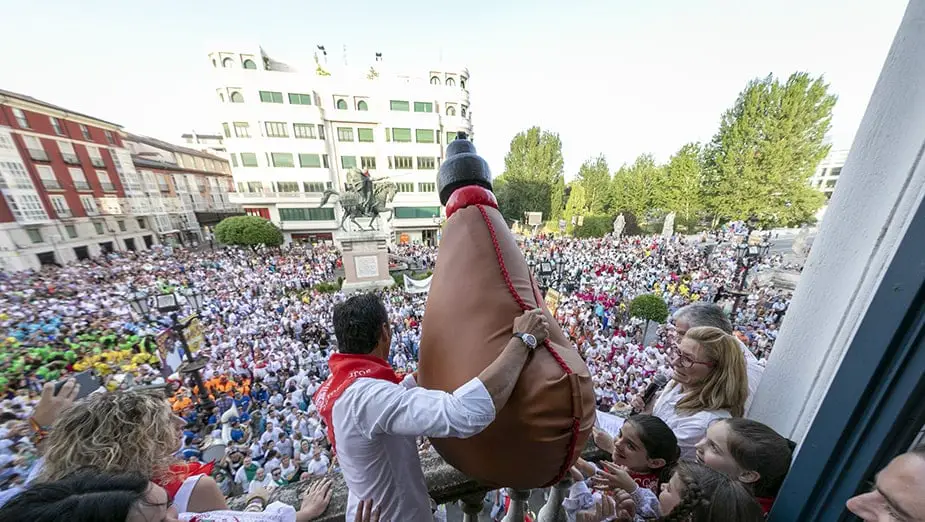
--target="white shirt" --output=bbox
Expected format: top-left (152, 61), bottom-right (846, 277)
top-left (306, 454), bottom-right (330, 476)
top-left (333, 374), bottom-right (495, 522)
top-left (738, 340), bottom-right (765, 413)
top-left (652, 381), bottom-right (731, 460)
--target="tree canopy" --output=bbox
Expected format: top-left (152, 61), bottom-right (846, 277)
top-left (629, 293), bottom-right (670, 324)
top-left (494, 127), bottom-right (565, 223)
top-left (214, 216), bottom-right (283, 249)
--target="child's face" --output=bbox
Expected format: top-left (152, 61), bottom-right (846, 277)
top-left (611, 421), bottom-right (653, 472)
top-left (695, 421), bottom-right (742, 478)
top-left (658, 472), bottom-right (685, 515)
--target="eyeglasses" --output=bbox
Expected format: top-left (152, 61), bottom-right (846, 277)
top-left (670, 345), bottom-right (715, 369)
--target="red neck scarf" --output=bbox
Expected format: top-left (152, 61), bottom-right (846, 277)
top-left (157, 461), bottom-right (215, 500)
top-left (313, 353), bottom-right (401, 451)
top-left (629, 470), bottom-right (661, 494)
top-left (757, 496), bottom-right (775, 515)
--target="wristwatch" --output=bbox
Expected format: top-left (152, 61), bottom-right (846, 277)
top-left (513, 332), bottom-right (538, 351)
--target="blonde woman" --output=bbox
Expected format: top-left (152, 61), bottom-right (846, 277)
top-left (650, 326), bottom-right (748, 459)
top-left (37, 390), bottom-right (227, 514)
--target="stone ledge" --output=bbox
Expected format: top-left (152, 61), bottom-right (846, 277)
top-left (229, 440), bottom-right (607, 521)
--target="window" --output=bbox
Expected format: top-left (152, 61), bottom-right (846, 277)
top-left (356, 128), bottom-right (374, 143)
top-left (293, 123), bottom-right (317, 139)
top-left (21, 136), bottom-right (47, 161)
top-left (299, 154), bottom-right (322, 168)
top-left (222, 57), bottom-right (234, 67)
top-left (414, 102), bottom-right (433, 113)
top-left (318, 125), bottom-right (326, 140)
top-left (137, 218), bottom-right (146, 229)
top-left (390, 100), bottom-right (410, 111)
top-left (79, 124), bottom-right (91, 140)
top-left (69, 168), bottom-right (89, 190)
top-left (337, 128), bottom-right (354, 142)
top-left (430, 76), bottom-right (440, 85)
top-left (391, 128), bottom-right (412, 142)
top-left (447, 131), bottom-right (458, 144)
top-left (36, 166), bottom-right (60, 190)
top-left (5, 194), bottom-right (46, 222)
top-left (81, 195), bottom-right (99, 216)
top-left (396, 182), bottom-right (414, 192)
top-left (831, 167), bottom-right (843, 177)
top-left (230, 92), bottom-right (244, 103)
top-left (416, 129), bottom-right (435, 143)
top-left (391, 156), bottom-right (413, 169)
top-left (361, 156), bottom-right (377, 170)
top-left (117, 220), bottom-right (126, 232)
top-left (357, 100), bottom-right (369, 111)
top-left (447, 106), bottom-right (456, 116)
top-left (50, 117), bottom-right (65, 136)
top-left (97, 171), bottom-right (114, 191)
top-left (417, 157), bottom-right (436, 170)
top-left (230, 153), bottom-right (238, 167)
top-left (461, 105), bottom-right (468, 117)
top-left (270, 153), bottom-right (294, 168)
top-left (0, 134), bottom-right (14, 151)
top-left (279, 207), bottom-right (335, 221)
top-left (288, 93), bottom-right (312, 105)
top-left (12, 108), bottom-right (29, 128)
top-left (303, 182), bottom-right (329, 193)
top-left (277, 181), bottom-right (300, 193)
top-left (341, 156), bottom-right (357, 169)
top-left (104, 131), bottom-right (115, 145)
top-left (233, 122), bottom-right (250, 138)
top-left (395, 206), bottom-right (440, 219)
top-left (59, 141), bottom-right (79, 164)
top-left (0, 161), bottom-right (33, 189)
top-left (336, 99), bottom-right (348, 110)
top-left (94, 221), bottom-right (104, 235)
top-left (66, 224), bottom-right (78, 238)
top-left (87, 146), bottom-right (105, 167)
top-left (259, 91), bottom-right (284, 103)
top-left (418, 182), bottom-right (436, 192)
top-left (461, 79), bottom-right (466, 89)
top-left (246, 182), bottom-right (265, 193)
top-left (26, 228), bottom-right (43, 244)
top-left (240, 153), bottom-right (258, 167)
top-left (446, 78), bottom-right (456, 87)
top-left (323, 154), bottom-right (330, 168)
top-left (243, 59), bottom-right (257, 69)
top-left (50, 196), bottom-right (71, 217)
top-left (825, 179), bottom-right (838, 189)
top-left (264, 121), bottom-right (288, 138)
top-left (222, 123), bottom-right (231, 137)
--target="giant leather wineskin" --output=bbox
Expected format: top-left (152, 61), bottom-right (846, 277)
top-left (418, 203), bottom-right (596, 489)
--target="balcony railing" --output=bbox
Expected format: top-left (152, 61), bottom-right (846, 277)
top-left (73, 181), bottom-right (90, 190)
top-left (42, 179), bottom-right (61, 190)
top-left (28, 148), bottom-right (49, 161)
top-left (100, 183), bottom-right (115, 192)
top-left (61, 153), bottom-right (80, 164)
top-left (90, 157), bottom-right (106, 168)
top-left (56, 209), bottom-right (72, 218)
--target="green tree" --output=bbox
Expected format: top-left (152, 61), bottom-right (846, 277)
top-left (629, 293), bottom-right (670, 342)
top-left (611, 154), bottom-right (666, 219)
top-left (573, 215), bottom-right (613, 238)
top-left (704, 72), bottom-right (834, 227)
top-left (494, 127), bottom-right (566, 223)
top-left (576, 155), bottom-right (612, 214)
top-left (664, 143), bottom-right (705, 231)
top-left (563, 183), bottom-right (587, 233)
top-left (214, 216), bottom-right (283, 250)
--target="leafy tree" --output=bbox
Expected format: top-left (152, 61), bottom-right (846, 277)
top-left (576, 155), bottom-right (612, 214)
top-left (563, 183), bottom-right (587, 233)
top-left (573, 215), bottom-right (614, 238)
top-left (214, 216), bottom-right (283, 250)
top-left (611, 154), bottom-right (666, 219)
top-left (629, 293), bottom-right (670, 342)
top-left (494, 127), bottom-right (566, 223)
top-left (664, 143), bottom-right (706, 231)
top-left (704, 72), bottom-right (834, 227)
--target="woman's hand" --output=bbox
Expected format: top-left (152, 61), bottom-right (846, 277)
top-left (592, 428), bottom-right (614, 454)
top-left (354, 499), bottom-right (381, 522)
top-left (577, 491), bottom-right (637, 522)
top-left (297, 478), bottom-right (332, 521)
top-left (590, 461), bottom-right (637, 493)
top-left (629, 395), bottom-right (646, 413)
top-left (31, 379), bottom-right (80, 428)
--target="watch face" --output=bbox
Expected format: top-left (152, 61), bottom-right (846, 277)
top-left (524, 334), bottom-right (537, 348)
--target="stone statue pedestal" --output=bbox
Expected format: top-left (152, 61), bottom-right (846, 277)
top-left (336, 230), bottom-right (394, 293)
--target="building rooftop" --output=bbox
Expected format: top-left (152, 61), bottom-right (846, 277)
top-left (0, 88), bottom-right (122, 128)
top-left (181, 132), bottom-right (223, 140)
top-left (125, 133), bottom-right (227, 163)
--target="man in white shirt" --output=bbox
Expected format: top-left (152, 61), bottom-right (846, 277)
top-left (306, 446), bottom-right (330, 477)
top-left (314, 293), bottom-right (549, 522)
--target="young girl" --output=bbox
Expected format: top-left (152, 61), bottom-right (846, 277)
top-left (694, 418), bottom-right (795, 515)
top-left (657, 461), bottom-right (765, 521)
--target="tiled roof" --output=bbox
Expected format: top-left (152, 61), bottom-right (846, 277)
top-left (0, 88), bottom-right (122, 128)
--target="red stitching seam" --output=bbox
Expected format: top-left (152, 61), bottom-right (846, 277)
top-left (475, 204), bottom-right (580, 486)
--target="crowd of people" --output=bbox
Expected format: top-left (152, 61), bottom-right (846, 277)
top-left (0, 226), bottom-right (836, 521)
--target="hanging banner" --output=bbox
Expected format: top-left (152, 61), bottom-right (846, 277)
top-left (155, 329), bottom-right (172, 363)
top-left (183, 315), bottom-right (204, 354)
top-left (403, 273), bottom-right (433, 294)
top-left (544, 288), bottom-right (561, 316)
top-left (155, 329), bottom-right (182, 373)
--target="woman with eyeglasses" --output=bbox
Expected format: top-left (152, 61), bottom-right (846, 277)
top-left (650, 326), bottom-right (748, 459)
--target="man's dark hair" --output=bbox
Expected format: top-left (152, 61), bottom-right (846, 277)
top-left (333, 293), bottom-right (389, 354)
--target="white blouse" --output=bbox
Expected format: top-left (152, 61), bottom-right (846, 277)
top-left (652, 381), bottom-right (731, 460)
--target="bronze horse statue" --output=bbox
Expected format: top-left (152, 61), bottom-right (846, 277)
top-left (319, 169), bottom-right (397, 231)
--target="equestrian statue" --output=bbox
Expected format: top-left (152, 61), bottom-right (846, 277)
top-left (319, 169), bottom-right (398, 232)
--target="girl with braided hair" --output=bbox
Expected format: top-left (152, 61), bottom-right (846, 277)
top-left (657, 461), bottom-right (764, 522)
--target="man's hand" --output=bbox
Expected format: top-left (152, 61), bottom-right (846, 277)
top-left (32, 379), bottom-right (80, 428)
top-left (354, 499), bottom-right (381, 522)
top-left (512, 309), bottom-right (550, 343)
top-left (297, 478), bottom-right (332, 521)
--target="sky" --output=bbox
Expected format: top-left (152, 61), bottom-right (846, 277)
top-left (0, 0), bottom-right (910, 180)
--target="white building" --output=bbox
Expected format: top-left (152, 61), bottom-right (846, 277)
top-left (809, 148), bottom-right (849, 201)
top-left (206, 46), bottom-right (473, 245)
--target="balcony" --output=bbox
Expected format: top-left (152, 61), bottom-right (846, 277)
top-left (227, 440), bottom-right (606, 521)
top-left (100, 183), bottom-right (115, 192)
top-left (97, 197), bottom-right (127, 215)
top-left (42, 179), bottom-right (62, 190)
top-left (90, 157), bottom-right (106, 168)
top-left (61, 153), bottom-right (80, 165)
top-left (56, 208), bottom-right (72, 218)
top-left (230, 192), bottom-right (326, 204)
top-left (28, 148), bottom-right (49, 161)
top-left (73, 181), bottom-right (90, 191)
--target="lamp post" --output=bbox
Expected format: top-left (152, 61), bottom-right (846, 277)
top-left (129, 287), bottom-right (215, 430)
top-left (729, 238), bottom-right (770, 316)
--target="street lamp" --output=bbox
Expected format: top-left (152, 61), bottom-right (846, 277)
top-left (730, 239), bottom-right (771, 315)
